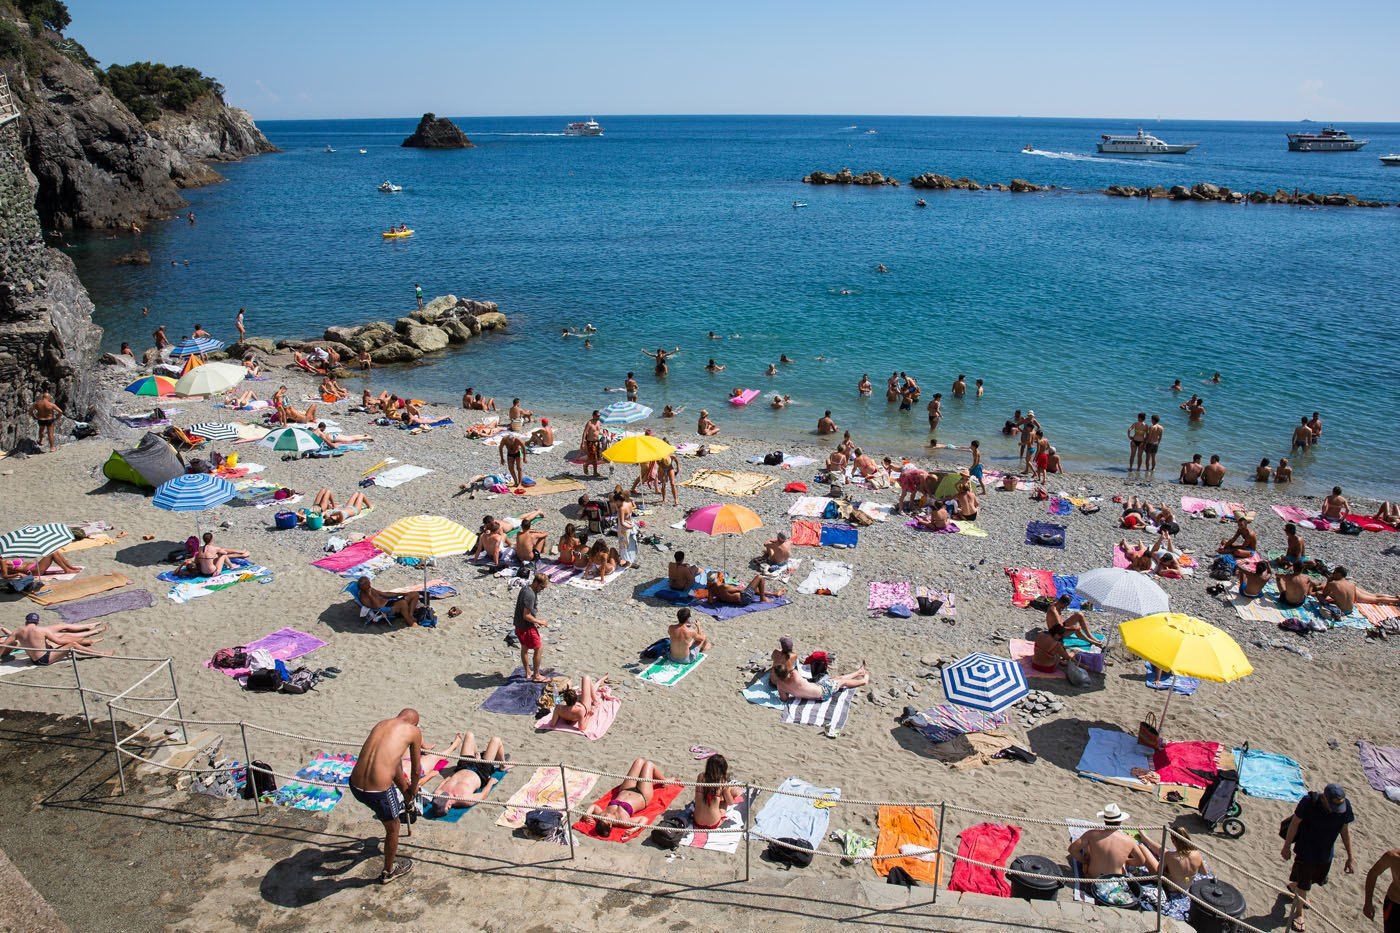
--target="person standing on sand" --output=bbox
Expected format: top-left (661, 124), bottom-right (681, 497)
top-left (235, 308), bottom-right (246, 341)
top-left (514, 573), bottom-right (550, 682)
top-left (414, 283), bottom-right (423, 309)
top-left (581, 411), bottom-right (604, 477)
top-left (29, 392), bottom-right (62, 452)
top-left (969, 440), bottom-right (987, 493)
top-left (1362, 848), bottom-right (1400, 930)
top-left (499, 433), bottom-right (527, 488)
top-left (1144, 415), bottom-right (1164, 475)
top-left (1128, 412), bottom-right (1148, 473)
top-left (348, 709), bottom-right (423, 885)
top-left (1282, 783), bottom-right (1356, 932)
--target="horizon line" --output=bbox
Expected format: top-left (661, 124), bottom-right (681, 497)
top-left (248, 112), bottom-right (1400, 126)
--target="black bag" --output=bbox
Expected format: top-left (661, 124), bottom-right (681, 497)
top-left (582, 502), bottom-right (604, 535)
top-left (1029, 595), bottom-right (1052, 612)
top-left (639, 637), bottom-right (669, 660)
top-left (244, 668), bottom-right (282, 692)
top-left (763, 451), bottom-right (784, 466)
top-left (279, 667), bottom-right (317, 695)
top-left (765, 836), bottom-right (814, 868)
top-left (1337, 520), bottom-right (1362, 536)
top-left (916, 595), bottom-right (943, 616)
top-left (525, 808), bottom-right (564, 839)
top-left (649, 815), bottom-right (687, 850)
top-left (242, 760), bottom-right (277, 799)
top-left (887, 866), bottom-right (918, 887)
top-left (1209, 556), bottom-right (1235, 581)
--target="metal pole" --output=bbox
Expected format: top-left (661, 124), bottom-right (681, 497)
top-left (560, 763), bottom-right (576, 861)
top-left (108, 704), bottom-right (127, 794)
top-left (168, 660), bottom-right (187, 744)
top-left (70, 652), bottom-right (91, 731)
top-left (1155, 823), bottom-right (1169, 932)
top-left (743, 783), bottom-right (752, 883)
top-left (239, 722), bottom-right (259, 814)
top-left (932, 802), bottom-right (947, 905)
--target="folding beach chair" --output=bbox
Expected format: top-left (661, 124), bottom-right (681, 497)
top-left (343, 579), bottom-right (397, 626)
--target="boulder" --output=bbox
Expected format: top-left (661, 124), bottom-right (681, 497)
top-left (1146, 186), bottom-right (1169, 199)
top-left (803, 168), bottom-right (898, 186)
top-left (1008, 178), bottom-right (1044, 193)
top-left (457, 298), bottom-right (500, 316)
top-left (112, 249), bottom-right (151, 266)
top-left (229, 337), bottom-right (278, 356)
top-left (1105, 185), bottom-right (1139, 197)
top-left (370, 343), bottom-right (424, 365)
top-left (142, 347), bottom-right (161, 367)
top-left (1168, 185), bottom-right (1192, 200)
top-left (440, 318), bottom-right (472, 344)
top-left (400, 323), bottom-right (450, 353)
top-left (101, 352), bottom-right (138, 369)
top-left (1191, 182), bottom-right (1223, 201)
top-left (418, 295), bottom-right (458, 321)
top-left (910, 173), bottom-right (955, 190)
top-left (401, 113), bottom-right (474, 149)
top-left (323, 325), bottom-right (361, 345)
top-left (475, 311), bottom-right (508, 331)
top-left (465, 315), bottom-right (483, 336)
top-left (1248, 191), bottom-right (1270, 204)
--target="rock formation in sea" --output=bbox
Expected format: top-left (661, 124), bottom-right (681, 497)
top-left (401, 113), bottom-right (474, 149)
top-left (802, 168), bottom-right (899, 186)
top-left (1104, 182), bottom-right (1389, 208)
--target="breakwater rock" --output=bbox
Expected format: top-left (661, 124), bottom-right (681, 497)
top-left (909, 173), bottom-right (1048, 193)
top-left (802, 168), bottom-right (899, 186)
top-left (1105, 182), bottom-right (1390, 208)
top-left (401, 113), bottom-right (474, 149)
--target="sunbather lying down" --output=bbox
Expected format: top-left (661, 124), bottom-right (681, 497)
top-left (1, 614), bottom-right (113, 665)
top-left (414, 731), bottom-right (511, 817)
top-left (706, 571), bottom-right (783, 606)
top-left (586, 757), bottom-right (666, 835)
top-left (548, 675), bottom-right (610, 730)
top-left (770, 655), bottom-right (868, 702)
top-left (2, 549), bottom-right (80, 583)
top-left (311, 488), bottom-right (371, 524)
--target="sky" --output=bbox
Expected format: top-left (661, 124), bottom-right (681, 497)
top-left (67, 0), bottom-right (1400, 122)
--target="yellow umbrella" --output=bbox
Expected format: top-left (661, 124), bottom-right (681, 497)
top-left (174, 361), bottom-right (246, 396)
top-left (1119, 612), bottom-right (1253, 732)
top-left (373, 515), bottom-right (478, 605)
top-left (603, 435), bottom-right (675, 464)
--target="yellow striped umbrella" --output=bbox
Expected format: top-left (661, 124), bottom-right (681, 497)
top-left (373, 515), bottom-right (477, 558)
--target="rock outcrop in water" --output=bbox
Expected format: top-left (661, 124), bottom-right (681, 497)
top-left (262, 296), bottom-right (508, 367)
top-left (908, 172), bottom-right (1048, 193)
top-left (1105, 182), bottom-right (1389, 208)
top-left (401, 113), bottom-right (474, 149)
top-left (802, 168), bottom-right (899, 186)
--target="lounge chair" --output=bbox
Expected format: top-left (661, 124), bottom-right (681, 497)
top-left (343, 579), bottom-right (397, 626)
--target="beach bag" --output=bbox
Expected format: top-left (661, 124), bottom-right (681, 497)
top-left (1209, 555), bottom-right (1236, 580)
top-left (784, 482), bottom-right (807, 493)
top-left (211, 647), bottom-right (248, 670)
top-left (582, 502), bottom-right (604, 535)
top-left (1338, 520), bottom-right (1361, 536)
top-left (1065, 661), bottom-right (1091, 687)
top-left (244, 668), bottom-right (282, 692)
top-left (1092, 876), bottom-right (1138, 908)
top-left (765, 837), bottom-right (814, 868)
top-left (649, 815), bottom-right (687, 850)
top-left (242, 760), bottom-right (277, 800)
top-left (803, 651), bottom-right (830, 680)
top-left (916, 595), bottom-right (943, 616)
top-left (280, 667), bottom-right (317, 695)
top-left (1138, 713), bottom-right (1163, 750)
top-left (525, 808), bottom-right (564, 839)
top-left (763, 451), bottom-right (784, 466)
top-left (640, 638), bottom-right (669, 660)
top-left (274, 510), bottom-right (298, 530)
top-left (416, 605), bottom-right (439, 628)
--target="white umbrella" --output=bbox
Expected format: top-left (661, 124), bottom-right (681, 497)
top-left (1074, 567), bottom-right (1170, 616)
top-left (259, 427), bottom-right (325, 453)
top-left (599, 401), bottom-right (652, 425)
top-left (186, 422), bottom-right (240, 442)
top-left (175, 362), bottom-right (246, 396)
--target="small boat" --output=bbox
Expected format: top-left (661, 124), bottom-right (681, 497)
top-left (914, 198), bottom-right (927, 207)
top-left (323, 145), bottom-right (335, 153)
top-left (865, 129), bottom-right (877, 135)
top-left (1380, 154), bottom-right (1400, 166)
top-left (564, 118), bottom-right (603, 136)
top-left (381, 229), bottom-right (414, 239)
top-left (358, 148), bottom-right (367, 154)
top-left (1023, 144), bottom-right (1035, 152)
top-left (792, 200), bottom-right (807, 208)
top-left (378, 181), bottom-right (403, 193)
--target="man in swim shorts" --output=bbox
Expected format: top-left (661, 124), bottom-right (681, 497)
top-left (1143, 415), bottom-right (1164, 474)
top-left (29, 392), bottom-right (63, 453)
top-left (668, 607), bottom-right (710, 662)
top-left (348, 709), bottom-right (424, 884)
top-left (499, 433), bottom-right (528, 488)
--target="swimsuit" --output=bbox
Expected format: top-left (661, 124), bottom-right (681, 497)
top-left (610, 796), bottom-right (637, 817)
top-left (31, 650), bottom-right (53, 666)
top-left (350, 783), bottom-right (403, 822)
top-left (1031, 660), bottom-right (1060, 674)
top-left (692, 812), bottom-right (725, 830)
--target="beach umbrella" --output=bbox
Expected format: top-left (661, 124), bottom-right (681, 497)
top-left (603, 434), bottom-right (674, 464)
top-left (1119, 612), bottom-right (1253, 732)
top-left (599, 401), bottom-right (652, 425)
top-left (185, 422), bottom-right (240, 442)
top-left (940, 652), bottom-right (1029, 714)
top-left (0, 523), bottom-right (74, 560)
top-left (1074, 567), bottom-right (1170, 616)
top-left (153, 473), bottom-right (237, 538)
top-left (685, 503), bottom-right (762, 570)
top-left (259, 426), bottom-right (324, 453)
top-left (124, 375), bottom-right (177, 397)
top-left (175, 362), bottom-right (246, 396)
top-left (169, 336), bottom-right (226, 357)
top-left (373, 515), bottom-right (478, 600)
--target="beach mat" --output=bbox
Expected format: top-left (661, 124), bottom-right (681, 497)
top-left (47, 588), bottom-right (153, 623)
top-left (751, 777), bottom-right (839, 846)
top-left (1075, 728), bottom-right (1152, 784)
top-left (949, 822), bottom-right (1022, 897)
top-left (906, 704), bottom-right (1008, 745)
top-left (57, 534), bottom-right (117, 554)
top-left (536, 695), bottom-right (620, 740)
top-left (419, 767), bottom-right (508, 822)
top-left (167, 565), bottom-right (273, 603)
top-left (1005, 567), bottom-right (1056, 608)
top-left (26, 573), bottom-right (131, 606)
top-left (372, 464), bottom-right (432, 488)
top-left (312, 540), bottom-right (384, 574)
top-left (682, 469), bottom-right (775, 497)
top-left (496, 766), bottom-right (600, 829)
top-left (480, 667), bottom-right (557, 715)
top-left (692, 596), bottom-right (789, 620)
top-left (573, 782), bottom-right (684, 843)
top-left (516, 476), bottom-right (586, 497)
top-left (272, 753), bottom-right (355, 811)
top-left (874, 805), bottom-right (944, 886)
top-left (795, 561), bottom-right (853, 596)
top-left (1233, 747), bottom-right (1306, 801)
top-left (1144, 662), bottom-right (1199, 695)
top-left (1356, 740), bottom-right (1400, 793)
top-left (680, 790), bottom-right (753, 854)
top-left (1025, 521), bottom-right (1067, 548)
top-left (638, 653), bottom-right (705, 687)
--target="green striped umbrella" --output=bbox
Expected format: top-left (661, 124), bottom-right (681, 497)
top-left (0, 523), bottom-right (75, 560)
top-left (259, 427), bottom-right (325, 453)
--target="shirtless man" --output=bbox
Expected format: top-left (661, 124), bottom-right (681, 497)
top-left (153, 326), bottom-right (169, 353)
top-left (696, 409), bottom-right (719, 436)
top-left (761, 532), bottom-right (791, 567)
top-left (499, 433), bottom-right (528, 488)
top-left (624, 372), bottom-right (639, 402)
top-left (1292, 417), bottom-right (1314, 452)
top-left (348, 709), bottom-right (423, 883)
top-left (1362, 847), bottom-right (1400, 930)
top-left (507, 398), bottom-right (533, 430)
top-left (1128, 413), bottom-right (1148, 472)
top-left (30, 392), bottom-right (63, 452)
top-left (668, 607), bottom-right (709, 662)
top-left (1144, 415), bottom-right (1164, 474)
top-left (513, 518), bottom-right (547, 567)
top-left (1308, 411), bottom-right (1323, 444)
top-left (528, 417), bottom-right (554, 448)
top-left (857, 374), bottom-right (872, 396)
top-left (581, 411), bottom-right (604, 477)
top-left (927, 394), bottom-right (943, 435)
top-left (1277, 566), bottom-right (1315, 608)
top-left (770, 657), bottom-right (869, 703)
top-left (1047, 595), bottom-right (1104, 647)
top-left (1181, 395), bottom-right (1205, 422)
top-left (0, 613), bottom-right (112, 665)
top-left (667, 551), bottom-right (700, 591)
top-left (356, 576), bottom-right (420, 626)
top-left (817, 410), bottom-right (837, 435)
top-left (1321, 487), bottom-right (1350, 521)
top-left (1201, 454), bottom-right (1226, 487)
top-left (1218, 516), bottom-right (1258, 559)
top-left (1236, 558), bottom-right (1273, 598)
top-left (418, 731), bottom-right (510, 818)
top-left (952, 374), bottom-right (967, 398)
top-left (1069, 805), bottom-right (1157, 879)
top-left (195, 532), bottom-right (249, 576)
top-left (1321, 567), bottom-right (1400, 616)
top-left (645, 347), bottom-right (679, 377)
top-left (1179, 454), bottom-right (1205, 485)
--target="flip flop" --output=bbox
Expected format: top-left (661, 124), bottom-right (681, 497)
top-left (324, 666), bottom-right (342, 675)
top-left (689, 745), bottom-right (717, 760)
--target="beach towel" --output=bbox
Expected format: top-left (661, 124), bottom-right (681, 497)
top-left (868, 580), bottom-right (916, 613)
top-left (536, 695), bottom-right (620, 740)
top-left (907, 704), bottom-right (1008, 745)
top-left (1152, 741), bottom-right (1220, 789)
top-left (796, 561), bottom-right (853, 596)
top-left (1076, 728), bottom-right (1153, 784)
top-left (857, 501), bottom-right (893, 522)
top-left (1355, 604), bottom-right (1400, 633)
top-left (1026, 521), bottom-right (1066, 548)
top-left (1009, 638), bottom-right (1066, 679)
top-left (820, 524), bottom-right (858, 548)
top-left (1051, 573), bottom-right (1090, 610)
top-left (874, 805), bottom-right (943, 885)
top-left (1233, 747), bottom-right (1306, 801)
top-left (752, 777), bottom-right (840, 846)
top-left (567, 568), bottom-right (625, 591)
top-left (638, 652), bottom-right (705, 687)
top-left (167, 564), bottom-right (273, 603)
top-left (496, 766), bottom-right (600, 829)
top-left (789, 519), bottom-right (822, 547)
top-left (949, 822), bottom-right (1022, 897)
top-left (905, 518), bottom-right (959, 535)
top-left (1048, 497), bottom-right (1074, 516)
top-left (1144, 662), bottom-right (1199, 695)
top-left (1356, 741), bottom-right (1400, 793)
top-left (1005, 567), bottom-right (1057, 608)
top-left (517, 476), bottom-right (586, 497)
top-left (25, 573), bottom-right (131, 606)
top-left (272, 753), bottom-right (356, 811)
top-left (480, 667), bottom-right (557, 715)
top-left (727, 389), bottom-right (759, 406)
top-left (742, 669), bottom-right (793, 709)
top-left (0, 656), bottom-right (39, 677)
top-left (420, 767), bottom-right (508, 822)
top-left (787, 496), bottom-right (832, 518)
top-left (372, 464), bottom-right (432, 488)
top-left (573, 781), bottom-right (685, 843)
top-left (157, 558), bottom-right (250, 584)
top-left (1343, 512), bottom-right (1397, 532)
top-left (691, 595), bottom-right (789, 620)
top-left (1271, 504), bottom-right (1324, 529)
top-left (681, 789), bottom-right (752, 854)
top-left (637, 578), bottom-right (698, 604)
top-left (914, 586), bottom-right (958, 619)
top-left (47, 588), bottom-right (153, 623)
top-left (955, 521), bottom-right (988, 538)
top-left (781, 687), bottom-right (853, 730)
top-left (312, 540), bottom-right (384, 574)
top-left (682, 469), bottom-right (774, 497)
top-left (536, 559), bottom-right (583, 586)
top-left (57, 534), bottom-right (117, 555)
top-left (205, 627), bottom-right (327, 679)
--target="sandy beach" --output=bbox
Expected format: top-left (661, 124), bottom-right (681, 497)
top-left (1, 353), bottom-right (1396, 932)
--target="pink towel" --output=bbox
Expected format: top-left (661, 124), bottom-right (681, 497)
top-left (868, 580), bottom-right (915, 611)
top-left (949, 822), bottom-right (1022, 897)
top-left (536, 695), bottom-right (621, 740)
top-left (312, 540), bottom-right (383, 573)
top-left (1112, 545), bottom-right (1132, 569)
top-left (1010, 639), bottom-right (1066, 679)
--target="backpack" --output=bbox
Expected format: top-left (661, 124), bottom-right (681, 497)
top-left (244, 668), bottom-right (282, 692)
top-left (582, 502), bottom-right (604, 535)
top-left (765, 837), bottom-right (814, 868)
top-left (639, 637), bottom-right (670, 660)
top-left (763, 451), bottom-right (784, 466)
top-left (649, 815), bottom-right (687, 850)
top-left (525, 808), bottom-right (564, 839)
top-left (803, 652), bottom-right (830, 681)
top-left (1209, 555), bottom-right (1236, 580)
top-left (916, 595), bottom-right (943, 616)
top-left (211, 646), bottom-right (248, 669)
top-left (280, 667), bottom-right (317, 695)
top-left (1337, 520), bottom-right (1361, 536)
top-left (242, 760), bottom-right (277, 799)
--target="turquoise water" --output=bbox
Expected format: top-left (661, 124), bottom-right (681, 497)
top-left (67, 116), bottom-right (1400, 496)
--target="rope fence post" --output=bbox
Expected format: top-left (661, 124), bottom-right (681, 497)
top-left (69, 652), bottom-right (91, 731)
top-left (1154, 822), bottom-right (1169, 932)
top-left (107, 702), bottom-right (126, 795)
top-left (167, 659), bottom-right (186, 743)
top-left (932, 801), bottom-right (946, 905)
top-left (743, 782), bottom-right (752, 883)
top-left (559, 762), bottom-right (575, 861)
top-left (239, 721), bottom-right (259, 815)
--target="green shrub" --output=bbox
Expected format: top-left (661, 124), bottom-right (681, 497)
top-left (105, 60), bottom-right (222, 121)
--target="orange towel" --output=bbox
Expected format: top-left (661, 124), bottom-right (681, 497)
top-left (874, 804), bottom-right (943, 885)
top-left (790, 520), bottom-right (821, 548)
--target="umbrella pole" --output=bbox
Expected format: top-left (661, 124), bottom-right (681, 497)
top-left (1157, 680), bottom-right (1175, 739)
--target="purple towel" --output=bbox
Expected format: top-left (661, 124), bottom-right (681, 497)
top-left (480, 667), bottom-right (557, 715)
top-left (692, 596), bottom-right (790, 620)
top-left (1026, 521), bottom-right (1067, 548)
top-left (206, 627), bottom-right (327, 678)
top-left (1357, 740), bottom-right (1400, 792)
top-left (49, 588), bottom-right (154, 623)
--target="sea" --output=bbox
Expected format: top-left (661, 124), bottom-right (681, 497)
top-left (65, 115), bottom-right (1400, 497)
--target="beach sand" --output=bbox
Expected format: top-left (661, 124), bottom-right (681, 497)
top-left (0, 358), bottom-right (1395, 931)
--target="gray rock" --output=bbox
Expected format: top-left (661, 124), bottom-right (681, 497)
top-left (440, 319), bottom-right (472, 344)
top-left (401, 113), bottom-right (474, 149)
top-left (112, 248), bottom-right (151, 266)
top-left (475, 311), bottom-right (508, 330)
top-left (100, 352), bottom-right (138, 369)
top-left (369, 343), bottom-right (423, 365)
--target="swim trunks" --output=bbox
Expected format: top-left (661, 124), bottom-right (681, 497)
top-left (351, 783), bottom-right (403, 822)
top-left (970, 464), bottom-right (984, 479)
top-left (515, 625), bottom-right (542, 651)
top-left (1145, 443), bottom-right (1159, 455)
top-left (31, 650), bottom-right (53, 666)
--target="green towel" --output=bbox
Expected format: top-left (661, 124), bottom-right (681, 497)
top-left (638, 652), bottom-right (704, 686)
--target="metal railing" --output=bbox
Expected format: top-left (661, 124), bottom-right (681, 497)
top-left (0, 74), bottom-right (20, 127)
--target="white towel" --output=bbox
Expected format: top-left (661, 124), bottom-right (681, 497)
top-left (373, 465), bottom-right (433, 488)
top-left (796, 560), bottom-right (854, 595)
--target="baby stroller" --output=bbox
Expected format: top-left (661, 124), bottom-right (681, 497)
top-left (1197, 740), bottom-right (1246, 838)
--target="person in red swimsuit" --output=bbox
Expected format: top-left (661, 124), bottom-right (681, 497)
top-left (692, 754), bottom-right (743, 830)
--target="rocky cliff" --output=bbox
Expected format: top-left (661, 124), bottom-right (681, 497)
top-left (145, 92), bottom-right (278, 163)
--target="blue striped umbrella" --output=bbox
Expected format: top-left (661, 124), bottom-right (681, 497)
top-left (169, 336), bottom-right (226, 357)
top-left (940, 652), bottom-right (1028, 714)
top-left (599, 400), bottom-right (652, 425)
top-left (153, 474), bottom-right (238, 513)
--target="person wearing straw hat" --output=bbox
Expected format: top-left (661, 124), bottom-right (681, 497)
top-left (1068, 803), bottom-right (1158, 880)
top-left (348, 709), bottom-right (424, 884)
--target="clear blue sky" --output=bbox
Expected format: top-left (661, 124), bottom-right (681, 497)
top-left (68, 0), bottom-right (1400, 122)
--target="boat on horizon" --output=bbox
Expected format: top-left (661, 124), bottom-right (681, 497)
top-left (358, 148), bottom-right (367, 154)
top-left (792, 200), bottom-right (807, 208)
top-left (1381, 154), bottom-right (1400, 166)
top-left (1287, 126), bottom-right (1367, 152)
top-left (378, 181), bottom-right (402, 193)
top-left (1096, 129), bottom-right (1198, 155)
top-left (564, 118), bottom-right (603, 137)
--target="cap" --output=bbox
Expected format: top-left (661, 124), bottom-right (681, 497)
top-left (540, 417), bottom-right (549, 425)
top-left (778, 636), bottom-right (794, 654)
top-left (1324, 783), bottom-right (1347, 802)
top-left (25, 612), bottom-right (40, 624)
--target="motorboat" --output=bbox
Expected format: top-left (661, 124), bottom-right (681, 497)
top-left (1378, 154), bottom-right (1400, 166)
top-left (865, 129), bottom-right (877, 135)
top-left (564, 118), bottom-right (603, 136)
top-left (914, 198), bottom-right (927, 207)
top-left (1287, 126), bottom-right (1367, 151)
top-left (358, 148), bottom-right (367, 154)
top-left (1023, 144), bottom-right (1035, 152)
top-left (324, 145), bottom-right (335, 153)
top-left (792, 200), bottom-right (807, 208)
top-left (1096, 129), bottom-right (1198, 154)
top-left (378, 181), bottom-right (402, 193)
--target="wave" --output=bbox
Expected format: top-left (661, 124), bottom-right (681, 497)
top-left (470, 132), bottom-right (568, 137)
top-left (1022, 149), bottom-right (1175, 168)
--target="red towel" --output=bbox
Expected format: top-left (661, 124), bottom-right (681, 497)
top-left (784, 482), bottom-right (808, 493)
top-left (1005, 567), bottom-right (1056, 608)
top-left (948, 822), bottom-right (1022, 897)
top-left (1152, 741), bottom-right (1221, 789)
top-left (790, 520), bottom-right (822, 548)
top-left (1343, 513), bottom-right (1397, 532)
top-left (572, 782), bottom-right (683, 842)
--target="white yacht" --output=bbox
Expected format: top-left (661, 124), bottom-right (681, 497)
top-left (564, 118), bottom-right (603, 137)
top-left (1381, 154), bottom-right (1400, 166)
top-left (1287, 126), bottom-right (1366, 152)
top-left (1096, 128), bottom-right (1198, 155)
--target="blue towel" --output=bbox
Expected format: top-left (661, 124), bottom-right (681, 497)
top-left (157, 557), bottom-right (251, 584)
top-left (1144, 662), bottom-right (1199, 695)
top-left (1052, 573), bottom-right (1087, 610)
top-left (479, 667), bottom-right (557, 716)
top-left (1027, 521), bottom-right (1067, 548)
top-left (819, 524), bottom-right (858, 548)
top-left (693, 596), bottom-right (790, 620)
top-left (1076, 728), bottom-right (1154, 780)
top-left (420, 768), bottom-right (508, 822)
top-left (752, 777), bottom-right (840, 845)
top-left (638, 578), bottom-right (697, 605)
top-left (1233, 747), bottom-right (1307, 802)
top-left (742, 673), bottom-right (785, 709)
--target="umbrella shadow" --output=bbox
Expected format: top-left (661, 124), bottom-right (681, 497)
top-left (1026, 718), bottom-right (1129, 773)
top-left (115, 539), bottom-right (184, 566)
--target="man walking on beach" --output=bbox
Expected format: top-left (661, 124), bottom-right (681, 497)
top-left (29, 392), bottom-right (63, 453)
top-left (348, 709), bottom-right (424, 885)
top-left (414, 283), bottom-right (424, 309)
top-left (1282, 782), bottom-right (1356, 932)
top-left (514, 573), bottom-right (550, 682)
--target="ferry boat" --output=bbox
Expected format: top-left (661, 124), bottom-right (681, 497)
top-left (564, 118), bottom-right (603, 137)
top-left (1287, 126), bottom-right (1367, 151)
top-left (1096, 129), bottom-right (1198, 155)
top-left (1381, 154), bottom-right (1400, 166)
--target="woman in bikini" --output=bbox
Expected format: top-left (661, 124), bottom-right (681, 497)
top-left (582, 540), bottom-right (612, 578)
top-left (323, 492), bottom-right (371, 525)
top-left (587, 757), bottom-right (666, 834)
top-left (556, 524), bottom-right (581, 565)
top-left (692, 754), bottom-right (742, 831)
top-left (550, 675), bottom-right (609, 731)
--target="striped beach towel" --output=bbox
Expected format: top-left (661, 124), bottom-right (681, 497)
top-left (781, 687), bottom-right (854, 729)
top-left (908, 703), bottom-right (1007, 744)
top-left (637, 653), bottom-right (704, 686)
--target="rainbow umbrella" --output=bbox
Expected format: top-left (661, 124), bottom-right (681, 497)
top-left (685, 503), bottom-right (762, 570)
top-left (124, 375), bottom-right (177, 397)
